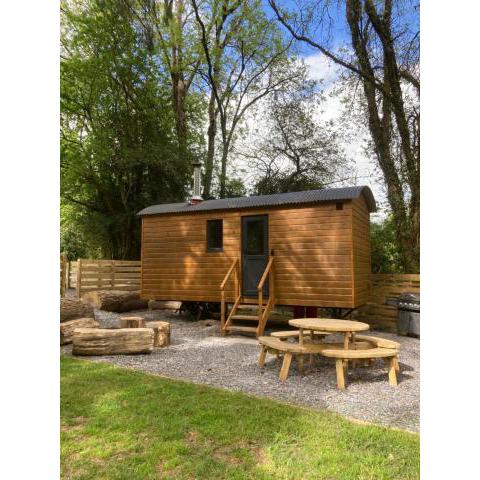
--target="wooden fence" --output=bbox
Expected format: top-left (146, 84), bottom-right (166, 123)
top-left (68, 261), bottom-right (77, 289)
top-left (353, 274), bottom-right (420, 332)
top-left (60, 253), bottom-right (68, 297)
top-left (66, 255), bottom-right (419, 331)
top-left (75, 259), bottom-right (141, 298)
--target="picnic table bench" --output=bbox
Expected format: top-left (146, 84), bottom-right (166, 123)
top-left (258, 336), bottom-right (345, 380)
top-left (322, 347), bottom-right (399, 390)
top-left (257, 319), bottom-right (402, 389)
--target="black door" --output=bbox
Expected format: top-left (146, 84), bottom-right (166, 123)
top-left (242, 215), bottom-right (269, 297)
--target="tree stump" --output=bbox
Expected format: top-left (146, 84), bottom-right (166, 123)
top-left (119, 316), bottom-right (146, 328)
top-left (147, 321), bottom-right (171, 347)
top-left (60, 317), bottom-right (100, 345)
top-left (60, 297), bottom-right (94, 323)
top-left (82, 290), bottom-right (148, 312)
top-left (72, 328), bottom-right (154, 355)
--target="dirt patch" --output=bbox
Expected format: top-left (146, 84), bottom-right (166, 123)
top-left (212, 445), bottom-right (243, 465)
top-left (184, 431), bottom-right (258, 466)
top-left (156, 462), bottom-right (183, 479)
top-left (61, 416), bottom-right (87, 432)
top-left (185, 430), bottom-right (199, 445)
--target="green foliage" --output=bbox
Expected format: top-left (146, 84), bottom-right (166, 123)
top-left (61, 0), bottom-right (203, 259)
top-left (60, 203), bottom-right (90, 260)
top-left (254, 172), bottom-right (325, 195)
top-left (220, 177), bottom-right (247, 198)
top-left (371, 215), bottom-right (405, 274)
top-left (61, 357), bottom-right (420, 479)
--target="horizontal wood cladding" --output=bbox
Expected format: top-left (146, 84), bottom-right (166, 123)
top-left (351, 198), bottom-right (371, 307)
top-left (141, 202), bottom-right (359, 307)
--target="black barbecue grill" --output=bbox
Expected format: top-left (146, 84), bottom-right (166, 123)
top-left (386, 293), bottom-right (420, 338)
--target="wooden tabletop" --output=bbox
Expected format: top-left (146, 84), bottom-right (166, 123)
top-left (289, 318), bottom-right (370, 333)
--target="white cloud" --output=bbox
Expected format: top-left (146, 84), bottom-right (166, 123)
top-left (230, 62), bottom-right (387, 217)
top-left (303, 53), bottom-right (340, 86)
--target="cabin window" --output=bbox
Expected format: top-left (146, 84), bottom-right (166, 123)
top-left (206, 219), bottom-right (223, 252)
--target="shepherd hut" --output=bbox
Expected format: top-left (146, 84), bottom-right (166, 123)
top-left (138, 163), bottom-right (376, 337)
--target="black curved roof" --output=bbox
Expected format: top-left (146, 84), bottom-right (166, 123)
top-left (137, 185), bottom-right (376, 216)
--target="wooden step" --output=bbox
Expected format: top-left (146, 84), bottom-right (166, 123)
top-left (231, 314), bottom-right (259, 321)
top-left (225, 326), bottom-right (257, 334)
top-left (239, 298), bottom-right (268, 305)
top-left (229, 304), bottom-right (264, 311)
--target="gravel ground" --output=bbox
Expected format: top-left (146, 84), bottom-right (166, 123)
top-left (61, 308), bottom-right (420, 432)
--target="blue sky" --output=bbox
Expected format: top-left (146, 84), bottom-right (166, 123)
top-left (253, 0), bottom-right (420, 218)
top-left (262, 0), bottom-right (420, 58)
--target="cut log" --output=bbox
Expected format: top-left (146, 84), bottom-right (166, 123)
top-left (72, 328), bottom-right (154, 355)
top-left (60, 297), bottom-right (94, 323)
top-left (148, 300), bottom-right (181, 311)
top-left (60, 317), bottom-right (99, 345)
top-left (147, 321), bottom-right (171, 347)
top-left (82, 290), bottom-right (148, 312)
top-left (119, 316), bottom-right (146, 328)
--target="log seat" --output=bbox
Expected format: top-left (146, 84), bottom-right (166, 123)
top-left (147, 321), bottom-right (171, 347)
top-left (72, 328), bottom-right (154, 356)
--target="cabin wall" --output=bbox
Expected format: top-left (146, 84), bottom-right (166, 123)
top-left (141, 202), bottom-right (359, 308)
top-left (141, 211), bottom-right (241, 302)
top-left (351, 197), bottom-right (372, 307)
top-left (268, 202), bottom-right (354, 308)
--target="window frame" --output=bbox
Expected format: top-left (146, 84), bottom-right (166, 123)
top-left (206, 219), bottom-right (224, 252)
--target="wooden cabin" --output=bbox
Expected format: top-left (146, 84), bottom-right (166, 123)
top-left (138, 185), bottom-right (376, 336)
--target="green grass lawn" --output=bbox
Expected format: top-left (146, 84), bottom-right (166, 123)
top-left (61, 356), bottom-right (419, 480)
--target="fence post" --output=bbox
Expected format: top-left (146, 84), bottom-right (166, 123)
top-left (110, 260), bottom-right (115, 290)
top-left (60, 253), bottom-right (66, 297)
top-left (65, 259), bottom-right (70, 289)
top-left (76, 258), bottom-right (83, 298)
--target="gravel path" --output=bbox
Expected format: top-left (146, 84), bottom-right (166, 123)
top-left (61, 308), bottom-right (420, 432)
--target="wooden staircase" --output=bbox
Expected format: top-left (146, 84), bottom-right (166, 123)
top-left (220, 257), bottom-right (275, 338)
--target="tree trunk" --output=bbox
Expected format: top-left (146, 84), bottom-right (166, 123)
top-left (60, 297), bottom-right (94, 323)
top-left (148, 300), bottom-right (181, 310)
top-left (72, 328), bottom-right (154, 355)
top-left (119, 316), bottom-right (146, 328)
top-left (219, 132), bottom-right (229, 198)
top-left (82, 290), bottom-right (148, 312)
top-left (60, 317), bottom-right (100, 345)
top-left (269, 0), bottom-right (420, 272)
top-left (172, 73), bottom-right (188, 162)
top-left (346, 0), bottom-right (419, 272)
top-left (203, 90), bottom-right (217, 198)
top-left (148, 321), bottom-right (171, 347)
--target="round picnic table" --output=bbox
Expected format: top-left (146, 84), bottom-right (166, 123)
top-left (289, 318), bottom-right (370, 350)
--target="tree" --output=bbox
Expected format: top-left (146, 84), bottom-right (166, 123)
top-left (191, 0), bottom-right (299, 198)
top-left (236, 65), bottom-right (352, 195)
top-left (370, 215), bottom-right (404, 273)
top-left (269, 0), bottom-right (420, 272)
top-left (124, 0), bottom-right (204, 165)
top-left (61, 0), bottom-right (195, 258)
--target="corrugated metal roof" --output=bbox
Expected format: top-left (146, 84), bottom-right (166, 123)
top-left (137, 185), bottom-right (376, 216)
